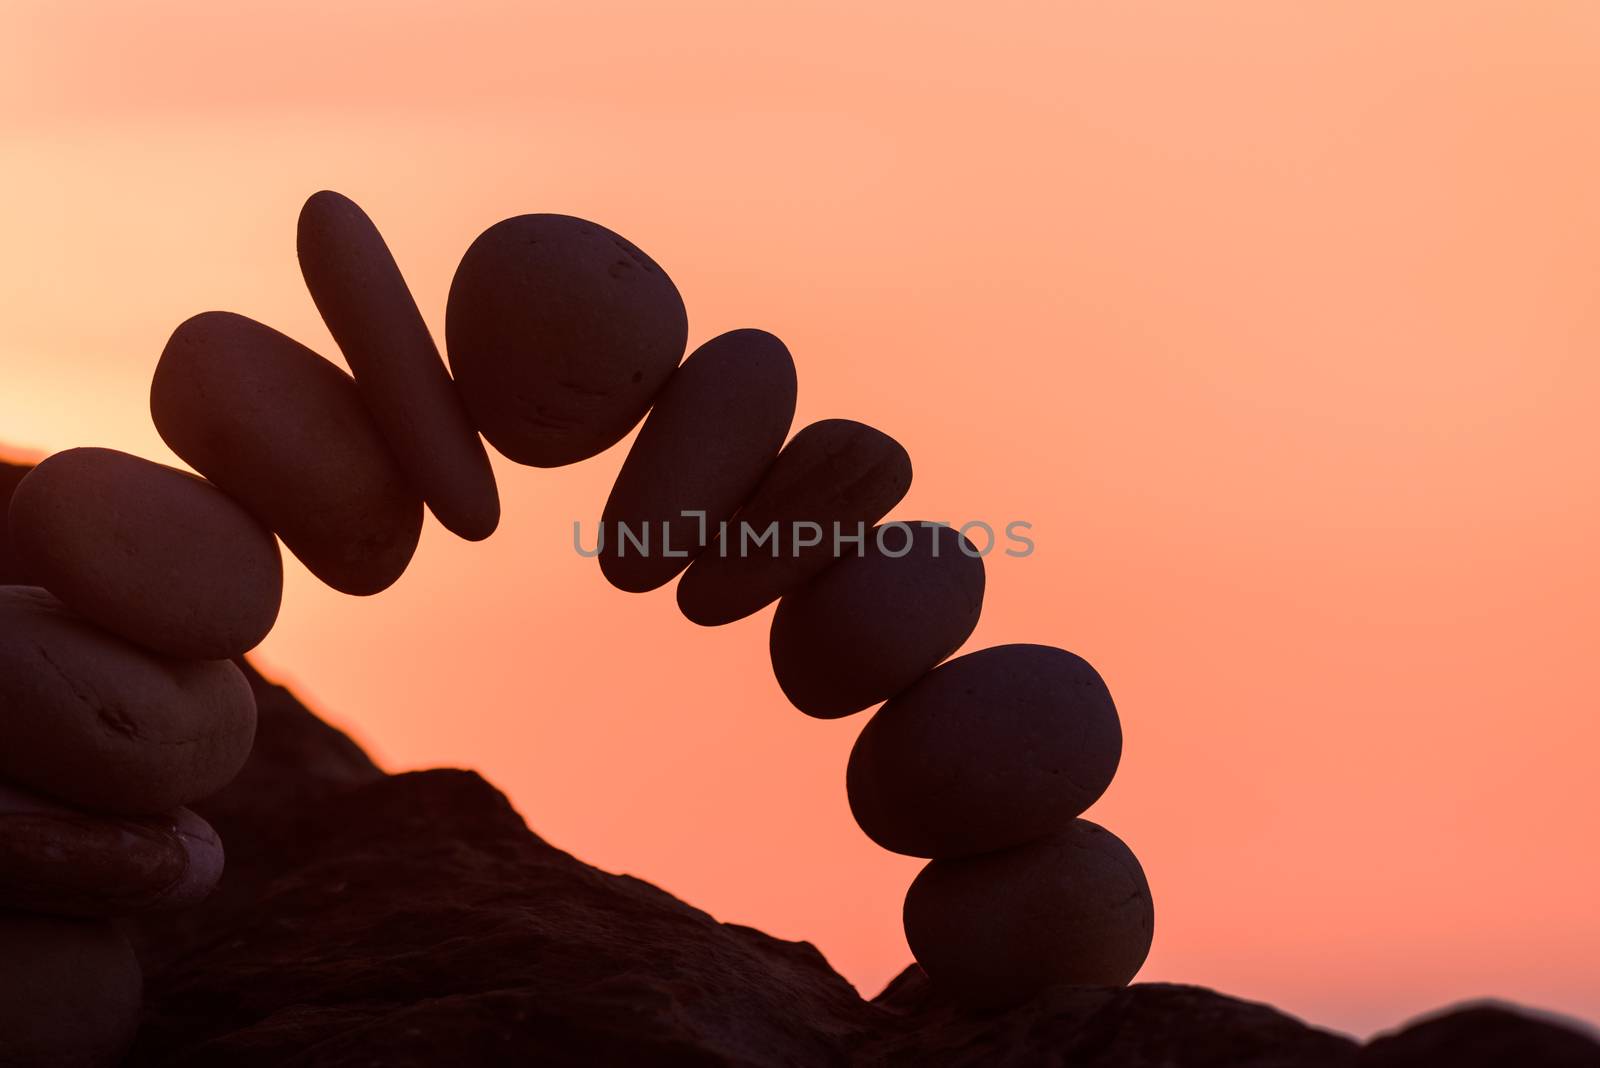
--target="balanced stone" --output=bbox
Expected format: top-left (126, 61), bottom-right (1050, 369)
top-left (599, 329), bottom-right (797, 593)
top-left (0, 587), bottom-right (256, 814)
top-left (445, 213), bottom-right (688, 467)
top-left (7, 447), bottom-right (282, 659)
top-left (298, 190), bottom-right (501, 541)
top-left (847, 644), bottom-right (1121, 857)
top-left (151, 311), bottom-right (424, 595)
top-left (676, 420), bottom-right (912, 626)
top-left (902, 820), bottom-right (1154, 1005)
top-left (0, 912), bottom-right (142, 1067)
top-left (768, 523), bottom-right (983, 718)
top-left (0, 781), bottom-right (223, 915)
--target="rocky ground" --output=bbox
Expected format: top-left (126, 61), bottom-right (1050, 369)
top-left (3, 459), bottom-right (1596, 1065)
top-left (125, 664), bottom-right (1599, 1066)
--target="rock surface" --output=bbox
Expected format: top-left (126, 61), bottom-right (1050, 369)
top-left (0, 457), bottom-right (1589, 1066)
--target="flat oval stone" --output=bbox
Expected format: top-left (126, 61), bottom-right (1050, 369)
top-left (299, 190), bottom-right (501, 541)
top-left (0, 587), bottom-right (257, 814)
top-left (151, 311), bottom-right (424, 595)
top-left (445, 214), bottom-right (688, 467)
top-left (0, 782), bottom-right (223, 915)
top-left (7, 447), bottom-right (282, 659)
top-left (847, 644), bottom-right (1122, 857)
top-left (676, 420), bottom-right (911, 626)
top-left (599, 329), bottom-right (796, 593)
top-left (0, 913), bottom-right (142, 1067)
top-left (769, 523), bottom-right (983, 718)
top-left (903, 820), bottom-right (1154, 1005)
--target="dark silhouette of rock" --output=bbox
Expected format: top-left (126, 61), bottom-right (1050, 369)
top-left (677, 419), bottom-right (913, 626)
top-left (151, 311), bottom-right (424, 596)
top-left (0, 783), bottom-right (221, 916)
top-left (600, 328), bottom-right (797, 592)
top-left (769, 523), bottom-right (984, 719)
top-left (0, 912), bottom-right (142, 1068)
top-left (8, 447), bottom-right (282, 659)
top-left (849, 644), bottom-right (1122, 858)
top-left (298, 190), bottom-right (501, 542)
top-left (445, 214), bottom-right (688, 468)
top-left (0, 586), bottom-right (257, 815)
top-left (904, 820), bottom-right (1154, 1005)
top-left (1359, 1005), bottom-right (1600, 1067)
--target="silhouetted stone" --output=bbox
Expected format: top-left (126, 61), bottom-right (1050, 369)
top-left (150, 311), bottom-right (423, 596)
top-left (0, 783), bottom-right (221, 916)
top-left (0, 586), bottom-right (256, 814)
top-left (7, 447), bottom-right (282, 659)
top-left (599, 328), bottom-right (796, 592)
top-left (676, 419), bottom-right (913, 626)
top-left (1360, 1004), bottom-right (1600, 1067)
top-left (903, 820), bottom-right (1155, 1007)
top-left (849, 643), bottom-right (1122, 858)
top-left (769, 523), bottom-right (983, 718)
top-left (298, 190), bottom-right (500, 541)
top-left (0, 912), bottom-right (142, 1068)
top-left (445, 214), bottom-right (687, 467)
top-left (870, 968), bottom-right (1361, 1067)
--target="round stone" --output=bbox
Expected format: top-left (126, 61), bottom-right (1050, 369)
top-left (847, 644), bottom-right (1121, 857)
top-left (298, 190), bottom-right (501, 542)
top-left (768, 523), bottom-right (984, 718)
top-left (151, 310), bottom-right (424, 596)
top-left (903, 820), bottom-right (1154, 1005)
top-left (599, 329), bottom-right (797, 593)
top-left (0, 781), bottom-right (223, 915)
top-left (0, 912), bottom-right (142, 1067)
top-left (0, 586), bottom-right (257, 814)
top-left (7, 447), bottom-right (282, 659)
top-left (676, 419), bottom-right (912, 626)
top-left (445, 213), bottom-right (688, 467)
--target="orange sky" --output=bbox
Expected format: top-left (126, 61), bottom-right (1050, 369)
top-left (3, 1), bottom-right (1598, 1037)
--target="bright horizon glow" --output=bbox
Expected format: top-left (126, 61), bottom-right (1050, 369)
top-left (3, 1), bottom-right (1598, 1038)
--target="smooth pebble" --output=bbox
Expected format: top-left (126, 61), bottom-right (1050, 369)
top-left (848, 644), bottom-right (1121, 857)
top-left (0, 912), bottom-right (142, 1068)
top-left (445, 213), bottom-right (688, 467)
top-left (299, 190), bottom-right (500, 541)
top-left (903, 820), bottom-right (1154, 1005)
top-left (676, 420), bottom-right (911, 626)
top-left (7, 447), bottom-right (282, 659)
top-left (0, 586), bottom-right (257, 814)
top-left (150, 311), bottom-right (423, 596)
top-left (769, 523), bottom-right (983, 718)
top-left (599, 329), bottom-right (796, 592)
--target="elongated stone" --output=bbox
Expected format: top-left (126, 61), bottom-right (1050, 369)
top-left (7, 447), bottom-right (282, 659)
top-left (0, 913), bottom-right (142, 1067)
top-left (676, 420), bottom-right (911, 626)
top-left (847, 644), bottom-right (1121, 857)
top-left (298, 190), bottom-right (501, 541)
top-left (445, 214), bottom-right (688, 467)
top-left (769, 523), bottom-right (983, 718)
top-left (599, 329), bottom-right (796, 593)
top-left (150, 311), bottom-right (423, 596)
top-left (0, 587), bottom-right (257, 814)
top-left (0, 781), bottom-right (222, 915)
top-left (903, 820), bottom-right (1154, 1005)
